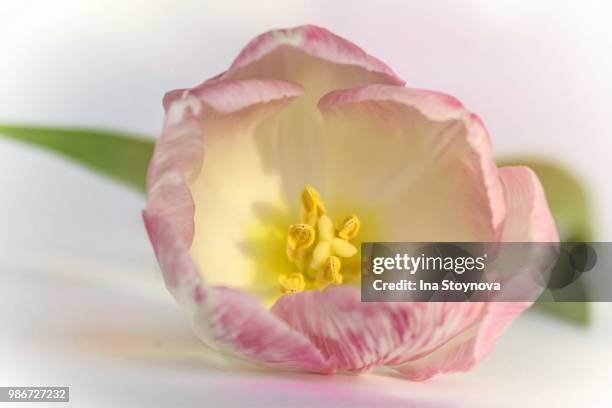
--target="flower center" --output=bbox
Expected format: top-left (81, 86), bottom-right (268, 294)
top-left (278, 185), bottom-right (360, 294)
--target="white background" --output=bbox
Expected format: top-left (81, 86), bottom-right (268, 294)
top-left (1, 1), bottom-right (611, 406)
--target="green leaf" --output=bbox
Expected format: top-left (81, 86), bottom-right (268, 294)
top-left (532, 302), bottom-right (590, 326)
top-left (0, 125), bottom-right (154, 192)
top-left (497, 157), bottom-right (592, 326)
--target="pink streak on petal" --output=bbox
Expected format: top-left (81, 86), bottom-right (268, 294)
top-left (163, 78), bottom-right (304, 114)
top-left (499, 166), bottom-right (560, 242)
top-left (194, 286), bottom-right (336, 373)
top-left (146, 116), bottom-right (202, 246)
top-left (142, 211), bottom-right (206, 316)
top-left (388, 302), bottom-right (530, 381)
top-left (272, 286), bottom-right (399, 372)
top-left (319, 84), bottom-right (506, 241)
top-left (143, 212), bottom-right (335, 373)
top-left (272, 286), bottom-right (489, 374)
top-left (213, 25), bottom-right (405, 86)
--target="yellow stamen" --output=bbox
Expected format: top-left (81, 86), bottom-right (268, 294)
top-left (337, 215), bottom-right (360, 240)
top-left (286, 223), bottom-right (315, 261)
top-left (317, 256), bottom-right (343, 288)
top-left (282, 185), bottom-right (361, 294)
top-left (278, 273), bottom-right (306, 294)
top-left (301, 185), bottom-right (325, 226)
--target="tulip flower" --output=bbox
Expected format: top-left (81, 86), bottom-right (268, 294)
top-left (143, 25), bottom-right (558, 380)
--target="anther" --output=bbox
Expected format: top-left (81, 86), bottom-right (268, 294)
top-left (301, 185), bottom-right (325, 226)
top-left (337, 215), bottom-right (360, 240)
top-left (279, 273), bottom-right (306, 294)
top-left (317, 256), bottom-right (343, 288)
top-left (286, 223), bottom-right (316, 261)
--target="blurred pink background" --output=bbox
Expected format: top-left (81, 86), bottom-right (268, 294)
top-left (1, 1), bottom-right (611, 406)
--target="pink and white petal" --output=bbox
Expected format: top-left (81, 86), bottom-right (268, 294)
top-left (271, 286), bottom-right (399, 372)
top-left (146, 78), bottom-right (339, 369)
top-left (386, 169), bottom-right (558, 380)
top-left (270, 286), bottom-right (529, 380)
top-left (194, 286), bottom-right (336, 373)
top-left (149, 78), bottom-right (311, 294)
top-left (216, 25), bottom-right (403, 87)
top-left (143, 212), bottom-right (205, 316)
top-left (187, 83), bottom-right (308, 293)
top-left (165, 25), bottom-right (403, 110)
top-left (318, 85), bottom-right (506, 242)
top-left (499, 166), bottom-right (560, 242)
top-left (271, 286), bottom-right (485, 373)
top-left (148, 78), bottom-right (303, 247)
top-left (387, 302), bottom-right (530, 381)
top-left (166, 78), bottom-right (304, 116)
top-left (162, 26), bottom-right (405, 205)
top-left (146, 113), bottom-right (202, 247)
top-left (143, 212), bottom-right (335, 373)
